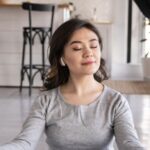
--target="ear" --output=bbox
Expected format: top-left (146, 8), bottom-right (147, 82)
top-left (60, 57), bottom-right (66, 66)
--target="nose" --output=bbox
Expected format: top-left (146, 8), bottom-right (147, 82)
top-left (83, 47), bottom-right (93, 58)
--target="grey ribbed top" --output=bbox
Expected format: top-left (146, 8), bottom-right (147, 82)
top-left (0, 85), bottom-right (145, 150)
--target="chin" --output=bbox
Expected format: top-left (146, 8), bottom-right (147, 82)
top-left (84, 69), bottom-right (98, 75)
top-left (87, 66), bottom-right (99, 73)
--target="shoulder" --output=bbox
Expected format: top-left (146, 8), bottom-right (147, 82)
top-left (102, 85), bottom-right (131, 121)
top-left (102, 85), bottom-right (129, 109)
top-left (32, 87), bottom-right (58, 109)
top-left (103, 85), bottom-right (125, 100)
top-left (39, 87), bottom-right (58, 99)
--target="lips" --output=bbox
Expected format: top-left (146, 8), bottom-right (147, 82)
top-left (82, 61), bottom-right (96, 65)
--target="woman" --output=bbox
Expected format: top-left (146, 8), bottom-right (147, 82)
top-left (0, 19), bottom-right (145, 150)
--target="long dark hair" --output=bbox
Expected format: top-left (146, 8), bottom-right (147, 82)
top-left (44, 19), bottom-right (108, 90)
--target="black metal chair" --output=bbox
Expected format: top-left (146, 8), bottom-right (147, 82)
top-left (20, 2), bottom-right (55, 95)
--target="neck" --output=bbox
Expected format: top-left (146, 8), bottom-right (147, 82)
top-left (64, 75), bottom-right (100, 96)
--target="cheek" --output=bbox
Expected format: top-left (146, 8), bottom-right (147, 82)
top-left (95, 49), bottom-right (101, 60)
top-left (95, 50), bottom-right (101, 68)
top-left (64, 56), bottom-right (79, 67)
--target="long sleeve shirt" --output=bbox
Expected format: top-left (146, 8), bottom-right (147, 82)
top-left (0, 85), bottom-right (145, 150)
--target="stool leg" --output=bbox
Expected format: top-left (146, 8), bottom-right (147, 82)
top-left (20, 34), bottom-right (26, 92)
top-left (42, 41), bottom-right (45, 82)
top-left (29, 38), bottom-right (32, 96)
top-left (41, 31), bottom-right (46, 83)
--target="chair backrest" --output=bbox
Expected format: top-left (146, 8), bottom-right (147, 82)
top-left (22, 2), bottom-right (55, 12)
top-left (22, 2), bottom-right (55, 33)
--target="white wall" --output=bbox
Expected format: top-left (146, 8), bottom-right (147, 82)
top-left (111, 0), bottom-right (128, 63)
top-left (111, 0), bottom-right (144, 80)
top-left (66, 0), bottom-right (113, 22)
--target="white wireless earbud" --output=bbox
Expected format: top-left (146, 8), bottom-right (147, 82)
top-left (60, 57), bottom-right (66, 66)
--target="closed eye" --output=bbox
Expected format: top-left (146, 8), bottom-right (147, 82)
top-left (73, 48), bottom-right (82, 51)
top-left (91, 46), bottom-right (97, 49)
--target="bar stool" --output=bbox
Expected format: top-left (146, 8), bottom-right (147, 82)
top-left (20, 2), bottom-right (55, 95)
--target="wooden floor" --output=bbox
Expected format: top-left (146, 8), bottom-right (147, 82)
top-left (0, 87), bottom-right (150, 150)
top-left (103, 80), bottom-right (150, 94)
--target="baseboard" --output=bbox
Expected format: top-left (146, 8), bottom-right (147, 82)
top-left (0, 85), bottom-right (41, 88)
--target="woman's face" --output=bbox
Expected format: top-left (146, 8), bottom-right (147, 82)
top-left (62, 27), bottom-right (101, 77)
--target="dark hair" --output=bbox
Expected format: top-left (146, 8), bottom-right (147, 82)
top-left (44, 19), bottom-right (108, 90)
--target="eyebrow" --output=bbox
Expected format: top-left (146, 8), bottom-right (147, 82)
top-left (70, 38), bottom-right (98, 45)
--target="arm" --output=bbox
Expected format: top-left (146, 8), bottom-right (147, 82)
top-left (113, 95), bottom-right (145, 150)
top-left (0, 95), bottom-right (49, 150)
